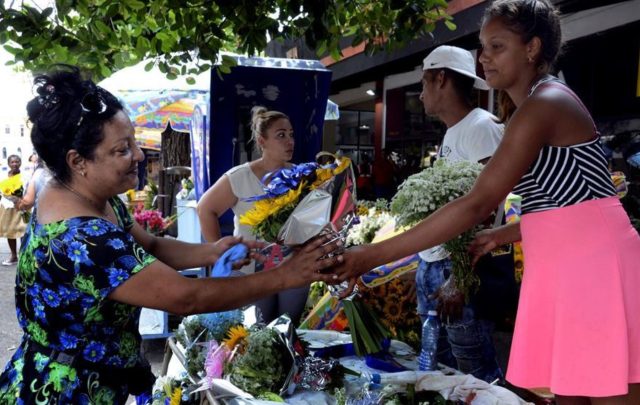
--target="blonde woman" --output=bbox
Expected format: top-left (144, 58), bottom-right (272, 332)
top-left (197, 106), bottom-right (309, 324)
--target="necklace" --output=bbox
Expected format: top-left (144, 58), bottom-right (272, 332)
top-left (527, 74), bottom-right (556, 97)
top-left (59, 181), bottom-right (109, 218)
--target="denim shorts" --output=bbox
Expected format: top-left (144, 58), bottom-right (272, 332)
top-left (415, 258), bottom-right (503, 382)
top-left (415, 258), bottom-right (451, 320)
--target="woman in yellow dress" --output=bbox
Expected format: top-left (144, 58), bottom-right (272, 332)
top-left (0, 155), bottom-right (26, 265)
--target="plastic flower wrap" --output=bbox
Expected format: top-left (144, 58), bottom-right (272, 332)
top-left (391, 159), bottom-right (484, 298)
top-left (239, 156), bottom-right (355, 245)
top-left (174, 310), bottom-right (244, 377)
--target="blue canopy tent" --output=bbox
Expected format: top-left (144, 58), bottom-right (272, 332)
top-left (188, 56), bottom-right (334, 234)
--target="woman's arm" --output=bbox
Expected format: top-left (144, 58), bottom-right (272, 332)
top-left (335, 97), bottom-right (556, 282)
top-left (108, 236), bottom-right (343, 315)
top-left (129, 220), bottom-right (245, 270)
top-left (469, 222), bottom-right (521, 265)
top-left (197, 175), bottom-right (237, 242)
top-left (17, 177), bottom-right (37, 211)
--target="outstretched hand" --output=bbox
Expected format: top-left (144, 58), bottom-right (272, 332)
top-left (327, 245), bottom-right (374, 298)
top-left (276, 234), bottom-right (345, 289)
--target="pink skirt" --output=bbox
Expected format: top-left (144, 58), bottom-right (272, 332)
top-left (507, 197), bottom-right (640, 396)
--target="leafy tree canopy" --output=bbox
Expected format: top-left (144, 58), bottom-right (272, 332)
top-left (0, 0), bottom-right (454, 81)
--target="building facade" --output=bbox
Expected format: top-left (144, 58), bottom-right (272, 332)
top-left (267, 0), bottom-right (640, 179)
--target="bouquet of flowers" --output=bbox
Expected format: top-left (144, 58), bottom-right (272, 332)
top-left (151, 375), bottom-right (198, 405)
top-left (391, 159), bottom-right (484, 298)
top-left (0, 174), bottom-right (30, 223)
top-left (177, 177), bottom-right (195, 200)
top-left (133, 204), bottom-right (177, 235)
top-left (346, 206), bottom-right (393, 247)
top-left (173, 313), bottom-right (348, 401)
top-left (239, 156), bottom-right (354, 245)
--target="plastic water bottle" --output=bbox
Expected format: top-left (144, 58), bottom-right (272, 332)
top-left (418, 310), bottom-right (440, 371)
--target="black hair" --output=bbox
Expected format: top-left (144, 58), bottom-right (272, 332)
top-left (7, 155), bottom-right (21, 164)
top-left (484, 0), bottom-right (562, 72)
top-left (26, 65), bottom-right (123, 183)
top-left (425, 68), bottom-right (475, 105)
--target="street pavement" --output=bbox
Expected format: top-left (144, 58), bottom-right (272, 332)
top-left (0, 243), bottom-right (23, 369)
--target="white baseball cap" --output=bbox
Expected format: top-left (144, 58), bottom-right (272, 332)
top-left (422, 45), bottom-right (489, 90)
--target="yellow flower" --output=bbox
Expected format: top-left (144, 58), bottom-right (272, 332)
top-left (0, 174), bottom-right (23, 196)
top-left (125, 189), bottom-right (135, 202)
top-left (223, 325), bottom-right (249, 350)
top-left (239, 183), bottom-right (305, 226)
top-left (310, 157), bottom-right (352, 190)
top-left (170, 387), bottom-right (182, 405)
top-left (333, 157), bottom-right (351, 175)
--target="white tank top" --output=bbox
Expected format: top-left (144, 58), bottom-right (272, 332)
top-left (226, 163), bottom-right (266, 274)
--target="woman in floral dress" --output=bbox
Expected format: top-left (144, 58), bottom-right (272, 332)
top-left (0, 67), bottom-right (343, 404)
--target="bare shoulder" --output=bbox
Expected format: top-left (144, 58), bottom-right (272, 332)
top-left (525, 86), bottom-right (595, 145)
top-left (36, 187), bottom-right (84, 224)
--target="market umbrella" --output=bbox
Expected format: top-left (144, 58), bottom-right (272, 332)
top-left (110, 89), bottom-right (208, 150)
top-left (99, 60), bottom-right (210, 150)
top-left (99, 59), bottom-right (339, 150)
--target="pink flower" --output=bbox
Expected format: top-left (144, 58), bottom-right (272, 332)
top-left (204, 340), bottom-right (229, 380)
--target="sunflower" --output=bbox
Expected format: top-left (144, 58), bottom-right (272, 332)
top-left (383, 300), bottom-right (403, 323)
top-left (170, 387), bottom-right (182, 405)
top-left (385, 279), bottom-right (405, 299)
top-left (310, 157), bottom-right (352, 189)
top-left (223, 325), bottom-right (249, 351)
top-left (239, 183), bottom-right (305, 226)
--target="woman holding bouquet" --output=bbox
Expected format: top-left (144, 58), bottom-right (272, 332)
top-left (197, 106), bottom-right (310, 324)
top-left (336, 0), bottom-right (640, 402)
top-left (0, 154), bottom-right (26, 265)
top-left (0, 67), bottom-right (342, 404)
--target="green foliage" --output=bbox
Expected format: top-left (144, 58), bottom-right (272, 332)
top-left (253, 202), bottom-right (296, 243)
top-left (0, 0), bottom-right (453, 80)
top-left (226, 327), bottom-right (287, 396)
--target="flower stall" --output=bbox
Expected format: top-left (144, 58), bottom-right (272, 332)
top-left (149, 157), bottom-right (532, 404)
top-left (156, 312), bottom-right (531, 404)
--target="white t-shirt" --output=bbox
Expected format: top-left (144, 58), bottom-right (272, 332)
top-left (437, 108), bottom-right (504, 163)
top-left (226, 162), bottom-right (266, 274)
top-left (420, 108), bottom-right (504, 262)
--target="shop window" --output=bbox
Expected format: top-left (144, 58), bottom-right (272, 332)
top-left (384, 84), bottom-right (446, 179)
top-left (336, 109), bottom-right (375, 164)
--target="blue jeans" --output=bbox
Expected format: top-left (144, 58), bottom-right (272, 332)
top-left (416, 258), bottom-right (503, 383)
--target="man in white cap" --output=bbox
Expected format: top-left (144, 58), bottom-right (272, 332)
top-left (416, 45), bottom-right (504, 382)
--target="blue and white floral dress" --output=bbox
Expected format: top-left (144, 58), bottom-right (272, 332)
top-left (0, 197), bottom-right (156, 404)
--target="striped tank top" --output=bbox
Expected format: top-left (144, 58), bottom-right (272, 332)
top-left (512, 77), bottom-right (616, 214)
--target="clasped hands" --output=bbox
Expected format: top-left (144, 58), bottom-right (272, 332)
top-left (210, 233), bottom-right (347, 285)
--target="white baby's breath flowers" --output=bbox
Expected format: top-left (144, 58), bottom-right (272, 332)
top-left (390, 159), bottom-right (483, 227)
top-left (346, 207), bottom-right (393, 246)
